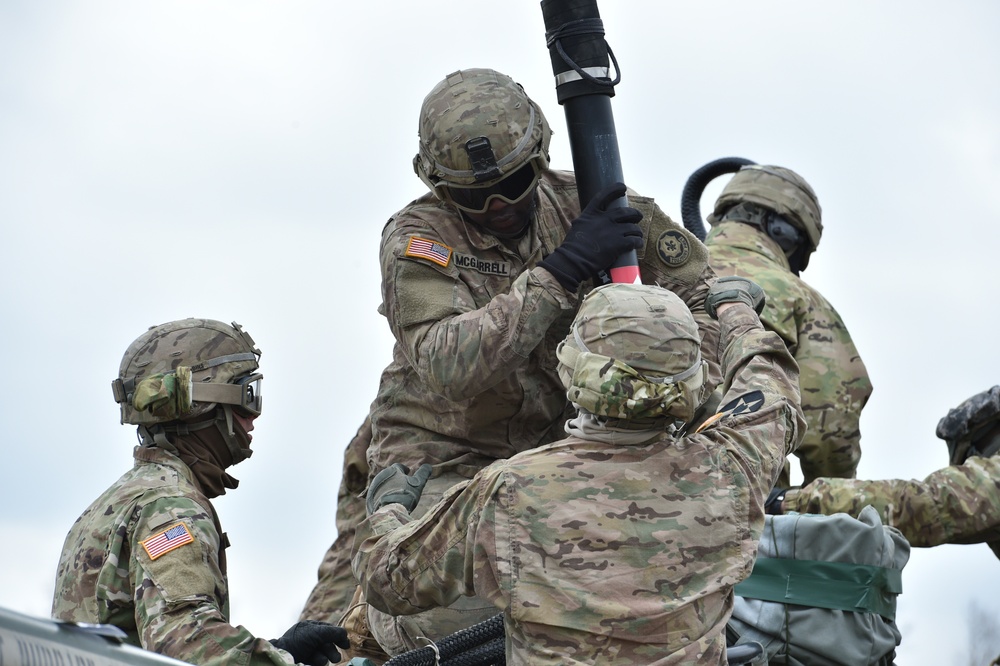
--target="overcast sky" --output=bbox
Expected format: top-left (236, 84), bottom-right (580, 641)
top-left (2, 2), bottom-right (999, 664)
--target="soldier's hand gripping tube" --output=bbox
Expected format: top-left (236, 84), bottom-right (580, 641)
top-left (539, 181), bottom-right (643, 293)
top-left (705, 276), bottom-right (766, 320)
top-left (541, 0), bottom-right (640, 283)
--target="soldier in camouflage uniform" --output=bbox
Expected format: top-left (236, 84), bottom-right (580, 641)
top-left (303, 67), bottom-right (727, 652)
top-left (772, 385), bottom-right (1000, 560)
top-left (704, 164), bottom-right (872, 487)
top-left (52, 319), bottom-right (349, 666)
top-left (353, 281), bottom-right (805, 665)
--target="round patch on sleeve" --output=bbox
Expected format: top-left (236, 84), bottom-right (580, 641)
top-left (720, 390), bottom-right (766, 416)
top-left (656, 230), bottom-right (692, 267)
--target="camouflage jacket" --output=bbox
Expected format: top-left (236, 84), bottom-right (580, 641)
top-left (353, 305), bottom-right (804, 665)
top-left (706, 220), bottom-right (872, 484)
top-left (783, 453), bottom-right (1000, 559)
top-left (52, 446), bottom-right (295, 666)
top-left (369, 169), bottom-right (720, 478)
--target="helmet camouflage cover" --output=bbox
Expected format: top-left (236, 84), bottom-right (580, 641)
top-left (713, 164), bottom-right (823, 251)
top-left (413, 68), bottom-right (551, 194)
top-left (556, 283), bottom-right (708, 423)
top-left (112, 318), bottom-right (261, 426)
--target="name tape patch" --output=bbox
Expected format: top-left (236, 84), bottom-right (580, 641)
top-left (141, 522), bottom-right (194, 560)
top-left (454, 253), bottom-right (510, 277)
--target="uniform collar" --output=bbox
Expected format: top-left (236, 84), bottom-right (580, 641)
top-left (133, 445), bottom-right (199, 488)
top-left (707, 220), bottom-right (792, 272)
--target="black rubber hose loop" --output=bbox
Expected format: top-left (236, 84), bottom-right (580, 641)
top-left (680, 157), bottom-right (757, 241)
top-left (545, 18), bottom-right (620, 87)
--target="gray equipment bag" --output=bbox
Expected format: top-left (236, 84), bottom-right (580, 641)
top-left (728, 506), bottom-right (910, 665)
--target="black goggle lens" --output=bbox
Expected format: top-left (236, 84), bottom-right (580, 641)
top-left (444, 162), bottom-right (539, 214)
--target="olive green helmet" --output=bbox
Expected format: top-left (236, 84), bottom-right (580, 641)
top-left (413, 68), bottom-right (552, 207)
top-left (556, 283), bottom-right (709, 424)
top-left (112, 318), bottom-right (261, 427)
top-left (713, 164), bottom-right (823, 253)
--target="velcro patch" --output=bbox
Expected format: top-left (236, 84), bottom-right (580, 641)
top-left (141, 522), bottom-right (194, 560)
top-left (405, 237), bottom-right (452, 267)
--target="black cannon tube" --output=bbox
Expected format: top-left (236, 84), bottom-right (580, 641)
top-left (541, 0), bottom-right (639, 284)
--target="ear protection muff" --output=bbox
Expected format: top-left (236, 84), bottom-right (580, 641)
top-left (765, 212), bottom-right (805, 255)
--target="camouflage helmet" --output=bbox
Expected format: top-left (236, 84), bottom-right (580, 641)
top-left (712, 165), bottom-right (823, 252)
top-left (556, 283), bottom-right (709, 423)
top-left (112, 318), bottom-right (261, 427)
top-left (413, 68), bottom-right (551, 201)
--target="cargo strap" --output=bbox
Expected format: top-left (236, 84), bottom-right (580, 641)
top-left (734, 557), bottom-right (903, 620)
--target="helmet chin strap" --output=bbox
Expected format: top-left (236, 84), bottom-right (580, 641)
top-left (216, 405), bottom-right (253, 464)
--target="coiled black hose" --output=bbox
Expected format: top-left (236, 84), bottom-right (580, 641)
top-left (382, 614), bottom-right (505, 666)
top-left (679, 157), bottom-right (756, 241)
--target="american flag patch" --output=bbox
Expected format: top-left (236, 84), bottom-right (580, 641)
top-left (405, 237), bottom-right (452, 267)
top-left (141, 523), bottom-right (194, 560)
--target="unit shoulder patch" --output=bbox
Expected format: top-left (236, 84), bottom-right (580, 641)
top-left (405, 237), bottom-right (453, 267)
top-left (141, 522), bottom-right (195, 561)
top-left (719, 390), bottom-right (766, 417)
top-left (656, 229), bottom-right (692, 267)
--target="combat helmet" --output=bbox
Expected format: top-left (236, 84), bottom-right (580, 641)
top-left (413, 68), bottom-right (552, 216)
top-left (112, 318), bottom-right (262, 461)
top-left (556, 283), bottom-right (709, 425)
top-left (713, 165), bottom-right (823, 272)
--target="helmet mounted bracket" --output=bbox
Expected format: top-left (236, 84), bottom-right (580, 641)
top-left (465, 137), bottom-right (502, 182)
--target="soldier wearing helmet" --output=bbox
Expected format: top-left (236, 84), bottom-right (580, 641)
top-left (52, 319), bottom-right (349, 666)
top-left (771, 385), bottom-right (1000, 561)
top-left (352, 281), bottom-right (804, 665)
top-left (300, 67), bottom-right (725, 653)
top-left (704, 164), bottom-right (872, 487)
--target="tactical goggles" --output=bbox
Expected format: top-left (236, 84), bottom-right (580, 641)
top-left (440, 161), bottom-right (540, 214)
top-left (190, 372), bottom-right (263, 417)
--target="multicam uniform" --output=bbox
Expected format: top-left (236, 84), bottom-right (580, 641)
top-left (706, 220), bottom-right (871, 485)
top-left (356, 168), bottom-right (720, 654)
top-left (369, 168), bottom-right (719, 477)
top-left (782, 454), bottom-right (1000, 559)
top-left (52, 446), bottom-right (295, 666)
top-left (354, 303), bottom-right (804, 665)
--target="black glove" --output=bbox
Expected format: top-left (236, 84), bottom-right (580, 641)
top-left (705, 276), bottom-right (766, 320)
top-left (270, 620), bottom-right (350, 666)
top-left (366, 463), bottom-right (433, 515)
top-left (936, 385), bottom-right (1000, 464)
top-left (538, 182), bottom-right (644, 293)
top-left (765, 487), bottom-right (787, 515)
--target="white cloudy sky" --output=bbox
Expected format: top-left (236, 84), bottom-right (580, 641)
top-left (2, 2), bottom-right (999, 664)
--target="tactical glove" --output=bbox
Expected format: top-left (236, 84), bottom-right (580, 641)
top-left (270, 620), bottom-right (350, 666)
top-left (705, 276), bottom-right (766, 320)
top-left (538, 182), bottom-right (644, 293)
top-left (366, 463), bottom-right (433, 515)
top-left (765, 487), bottom-right (788, 515)
top-left (936, 385), bottom-right (1000, 464)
